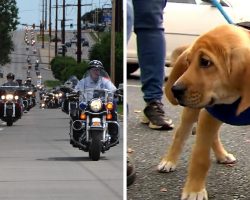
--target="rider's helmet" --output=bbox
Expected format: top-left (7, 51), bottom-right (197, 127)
top-left (64, 80), bottom-right (73, 88)
top-left (68, 75), bottom-right (79, 87)
top-left (25, 77), bottom-right (32, 84)
top-left (6, 73), bottom-right (15, 80)
top-left (87, 60), bottom-right (104, 70)
top-left (85, 60), bottom-right (110, 82)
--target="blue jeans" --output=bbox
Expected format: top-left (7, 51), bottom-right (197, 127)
top-left (133, 0), bottom-right (167, 103)
top-left (127, 0), bottom-right (134, 42)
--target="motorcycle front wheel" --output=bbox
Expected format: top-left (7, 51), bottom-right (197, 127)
top-left (7, 120), bottom-right (13, 126)
top-left (89, 130), bottom-right (102, 161)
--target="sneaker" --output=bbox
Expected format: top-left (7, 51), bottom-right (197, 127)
top-left (141, 100), bottom-right (174, 130)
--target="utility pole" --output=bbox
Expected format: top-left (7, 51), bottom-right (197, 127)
top-left (110, 0), bottom-right (116, 83)
top-left (55, 0), bottom-right (58, 56)
top-left (42, 0), bottom-right (45, 48)
top-left (45, 0), bottom-right (47, 30)
top-left (77, 0), bottom-right (82, 63)
top-left (62, 0), bottom-right (66, 56)
top-left (49, 0), bottom-right (52, 40)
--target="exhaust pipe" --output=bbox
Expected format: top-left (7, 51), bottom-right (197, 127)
top-left (72, 120), bottom-right (84, 131)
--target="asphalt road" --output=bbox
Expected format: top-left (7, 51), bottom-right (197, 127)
top-left (127, 78), bottom-right (250, 200)
top-left (55, 30), bottom-right (95, 61)
top-left (0, 30), bottom-right (123, 200)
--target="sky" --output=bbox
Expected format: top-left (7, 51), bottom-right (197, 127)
top-left (16, 0), bottom-right (112, 29)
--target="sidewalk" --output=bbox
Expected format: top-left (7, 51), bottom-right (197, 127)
top-left (37, 41), bottom-right (56, 81)
top-left (38, 42), bottom-right (55, 69)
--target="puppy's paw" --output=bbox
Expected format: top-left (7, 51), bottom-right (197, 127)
top-left (181, 189), bottom-right (208, 200)
top-left (157, 160), bottom-right (177, 172)
top-left (217, 153), bottom-right (236, 164)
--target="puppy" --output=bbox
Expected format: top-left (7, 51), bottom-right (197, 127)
top-left (158, 24), bottom-right (250, 200)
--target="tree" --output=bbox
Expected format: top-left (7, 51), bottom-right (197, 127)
top-left (0, 0), bottom-right (19, 65)
top-left (89, 32), bottom-right (123, 87)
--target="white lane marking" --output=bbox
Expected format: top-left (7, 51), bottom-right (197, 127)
top-left (0, 128), bottom-right (4, 131)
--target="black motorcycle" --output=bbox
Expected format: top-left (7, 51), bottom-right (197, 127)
top-left (69, 88), bottom-right (120, 161)
top-left (60, 87), bottom-right (79, 116)
top-left (22, 87), bottom-right (36, 112)
top-left (0, 86), bottom-right (25, 126)
top-left (40, 90), bottom-right (62, 109)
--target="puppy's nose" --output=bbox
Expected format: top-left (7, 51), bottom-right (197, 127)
top-left (171, 84), bottom-right (187, 100)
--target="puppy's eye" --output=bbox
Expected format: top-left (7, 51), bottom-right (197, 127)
top-left (200, 57), bottom-right (212, 68)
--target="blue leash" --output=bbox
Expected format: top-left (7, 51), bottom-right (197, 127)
top-left (211, 0), bottom-right (234, 24)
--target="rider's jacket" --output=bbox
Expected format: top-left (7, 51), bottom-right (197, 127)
top-left (75, 76), bottom-right (116, 92)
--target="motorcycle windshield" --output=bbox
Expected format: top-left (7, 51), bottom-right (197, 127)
top-left (81, 89), bottom-right (113, 103)
top-left (82, 68), bottom-right (111, 80)
top-left (0, 86), bottom-right (28, 97)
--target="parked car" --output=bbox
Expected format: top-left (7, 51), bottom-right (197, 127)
top-left (82, 40), bottom-right (89, 47)
top-left (127, 0), bottom-right (250, 74)
top-left (65, 41), bottom-right (72, 47)
top-left (58, 46), bottom-right (67, 54)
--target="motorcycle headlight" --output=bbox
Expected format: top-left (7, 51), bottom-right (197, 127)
top-left (14, 96), bottom-right (19, 100)
top-left (55, 94), bottom-right (59, 97)
top-left (28, 91), bottom-right (32, 95)
top-left (90, 99), bottom-right (102, 112)
top-left (1, 95), bottom-right (5, 100)
top-left (6, 94), bottom-right (14, 100)
top-left (58, 93), bottom-right (62, 97)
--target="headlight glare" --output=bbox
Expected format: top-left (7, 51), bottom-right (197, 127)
top-left (90, 99), bottom-right (102, 112)
top-left (6, 94), bottom-right (14, 100)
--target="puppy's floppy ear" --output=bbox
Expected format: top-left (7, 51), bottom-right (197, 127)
top-left (165, 46), bottom-right (189, 105)
top-left (230, 47), bottom-right (250, 115)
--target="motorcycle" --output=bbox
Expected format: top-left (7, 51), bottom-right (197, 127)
top-left (69, 88), bottom-right (120, 161)
top-left (60, 87), bottom-right (79, 116)
top-left (40, 90), bottom-right (62, 109)
top-left (0, 86), bottom-right (25, 126)
top-left (22, 87), bottom-right (36, 112)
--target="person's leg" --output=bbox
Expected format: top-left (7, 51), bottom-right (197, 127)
top-left (133, 0), bottom-right (173, 130)
top-left (127, 0), bottom-right (134, 42)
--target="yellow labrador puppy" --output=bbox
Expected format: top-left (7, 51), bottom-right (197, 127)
top-left (158, 24), bottom-right (250, 200)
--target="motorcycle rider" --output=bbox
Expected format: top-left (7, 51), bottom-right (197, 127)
top-left (0, 73), bottom-right (22, 118)
top-left (75, 60), bottom-right (116, 92)
top-left (61, 76), bottom-right (79, 113)
top-left (16, 77), bottom-right (23, 86)
top-left (75, 60), bottom-right (119, 143)
top-left (35, 59), bottom-right (39, 70)
top-left (2, 73), bottom-right (19, 86)
top-left (24, 78), bottom-right (36, 89)
top-left (68, 75), bottom-right (79, 89)
top-left (27, 55), bottom-right (31, 64)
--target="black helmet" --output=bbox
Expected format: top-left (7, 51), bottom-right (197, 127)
top-left (7, 73), bottom-right (15, 80)
top-left (88, 60), bottom-right (104, 70)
